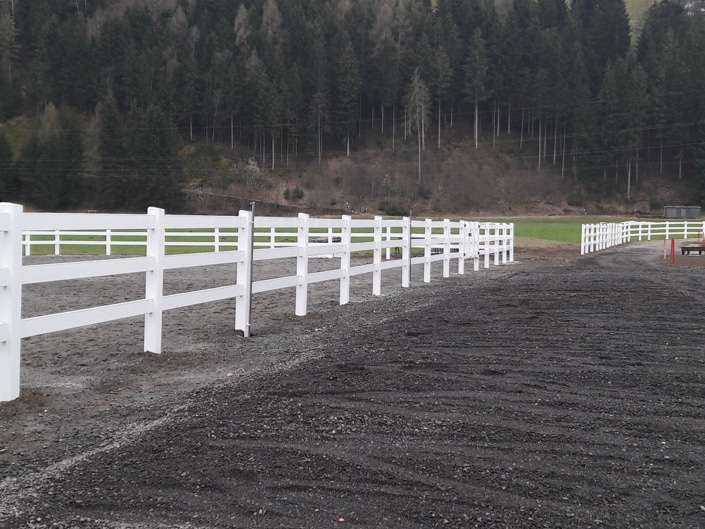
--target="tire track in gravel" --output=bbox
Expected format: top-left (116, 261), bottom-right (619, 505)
top-left (3, 245), bottom-right (705, 528)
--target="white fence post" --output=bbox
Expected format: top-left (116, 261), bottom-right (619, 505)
top-left (339, 215), bottom-right (351, 305)
top-left (443, 218), bottom-right (451, 278)
top-left (494, 224), bottom-right (501, 265)
top-left (296, 212), bottom-right (309, 316)
top-left (373, 216), bottom-right (383, 295)
top-left (0, 203), bottom-right (23, 402)
top-left (235, 210), bottom-right (253, 337)
top-left (54, 229), bottom-right (60, 255)
top-left (508, 224), bottom-right (514, 262)
top-left (423, 218), bottom-right (432, 283)
top-left (499, 222), bottom-right (509, 264)
top-left (106, 229), bottom-right (112, 256)
top-left (385, 226), bottom-right (391, 260)
top-left (402, 217), bottom-right (411, 288)
top-left (143, 207), bottom-right (165, 354)
top-left (458, 221), bottom-right (467, 275)
top-left (471, 222), bottom-right (480, 272)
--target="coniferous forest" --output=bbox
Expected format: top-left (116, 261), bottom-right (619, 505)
top-left (1, 0), bottom-right (705, 214)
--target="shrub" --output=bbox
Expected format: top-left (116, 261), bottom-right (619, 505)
top-left (418, 185), bottom-right (432, 200)
top-left (379, 201), bottom-right (407, 217)
top-left (284, 187), bottom-right (305, 202)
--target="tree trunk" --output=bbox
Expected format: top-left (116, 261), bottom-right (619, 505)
top-left (392, 103), bottom-right (396, 149)
top-left (537, 117), bottom-right (542, 170)
top-left (507, 103), bottom-right (511, 135)
top-left (615, 159), bottom-right (618, 186)
top-left (520, 107), bottom-right (524, 150)
top-left (421, 104), bottom-right (425, 152)
top-left (659, 139), bottom-right (663, 175)
top-left (417, 117), bottom-right (422, 183)
top-left (403, 104), bottom-right (407, 140)
top-left (627, 158), bottom-right (631, 201)
top-left (543, 119), bottom-right (548, 161)
top-left (318, 117), bottom-right (322, 165)
top-left (561, 128), bottom-right (566, 179)
top-left (636, 151), bottom-right (639, 184)
top-left (492, 101), bottom-right (496, 151)
top-left (474, 98), bottom-right (479, 149)
top-left (552, 118), bottom-right (558, 166)
top-left (437, 99), bottom-right (441, 150)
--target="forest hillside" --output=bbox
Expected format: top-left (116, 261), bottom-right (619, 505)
top-left (0, 0), bottom-right (704, 216)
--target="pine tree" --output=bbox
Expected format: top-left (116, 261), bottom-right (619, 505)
top-left (0, 127), bottom-right (13, 200)
top-left (405, 68), bottom-right (431, 183)
top-left (128, 105), bottom-right (183, 212)
top-left (599, 60), bottom-right (619, 146)
top-left (464, 28), bottom-right (490, 150)
top-left (692, 125), bottom-right (705, 207)
top-left (571, 0), bottom-right (631, 94)
top-left (335, 32), bottom-right (361, 157)
top-left (98, 90), bottom-right (129, 210)
top-left (0, 12), bottom-right (18, 83)
top-left (31, 105), bottom-right (84, 210)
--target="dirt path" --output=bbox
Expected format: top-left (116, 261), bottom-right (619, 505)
top-left (1, 242), bottom-right (704, 528)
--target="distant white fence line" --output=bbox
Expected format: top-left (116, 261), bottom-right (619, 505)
top-left (581, 220), bottom-right (705, 255)
top-left (0, 202), bottom-right (514, 402)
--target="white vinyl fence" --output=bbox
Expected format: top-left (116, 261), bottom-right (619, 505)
top-left (581, 220), bottom-right (705, 255)
top-left (0, 203), bottom-right (514, 402)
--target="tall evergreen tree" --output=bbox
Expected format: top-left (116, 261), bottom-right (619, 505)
top-left (128, 105), bottom-right (183, 212)
top-left (98, 90), bottom-right (129, 210)
top-left (571, 0), bottom-right (631, 94)
top-left (30, 104), bottom-right (84, 210)
top-left (464, 28), bottom-right (490, 149)
top-left (0, 12), bottom-right (18, 84)
top-left (596, 60), bottom-right (619, 190)
top-left (0, 127), bottom-right (13, 200)
top-left (692, 125), bottom-right (705, 207)
top-left (335, 31), bottom-right (361, 157)
top-left (405, 68), bottom-right (431, 182)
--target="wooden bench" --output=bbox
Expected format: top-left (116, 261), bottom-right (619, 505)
top-left (681, 245), bottom-right (705, 255)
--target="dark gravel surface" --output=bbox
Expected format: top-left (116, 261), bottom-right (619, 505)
top-left (1, 242), bottom-right (705, 528)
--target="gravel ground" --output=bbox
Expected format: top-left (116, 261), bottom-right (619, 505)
top-left (1, 240), bottom-right (704, 528)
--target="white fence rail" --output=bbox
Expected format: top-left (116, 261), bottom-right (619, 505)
top-left (0, 203), bottom-right (514, 402)
top-left (581, 220), bottom-right (705, 255)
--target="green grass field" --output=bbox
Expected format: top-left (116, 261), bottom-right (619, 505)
top-left (502, 217), bottom-right (632, 244)
top-left (23, 217), bottom-right (638, 255)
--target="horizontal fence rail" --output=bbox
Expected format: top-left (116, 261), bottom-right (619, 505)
top-left (581, 220), bottom-right (705, 255)
top-left (0, 202), bottom-right (514, 402)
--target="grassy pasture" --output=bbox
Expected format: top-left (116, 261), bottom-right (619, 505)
top-left (22, 217), bottom-right (633, 255)
top-left (497, 216), bottom-right (631, 244)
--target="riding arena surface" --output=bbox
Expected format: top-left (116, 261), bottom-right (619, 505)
top-left (1, 241), bottom-right (704, 528)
